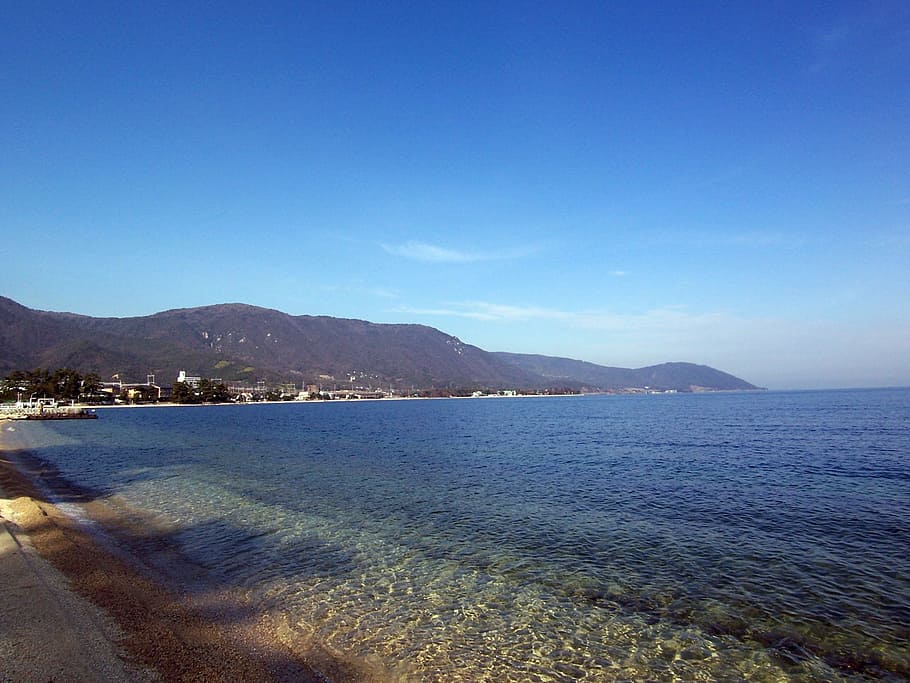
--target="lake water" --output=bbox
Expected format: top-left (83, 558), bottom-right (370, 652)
top-left (5, 390), bottom-right (909, 681)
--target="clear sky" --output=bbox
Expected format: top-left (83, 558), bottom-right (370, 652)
top-left (2, 2), bottom-right (908, 390)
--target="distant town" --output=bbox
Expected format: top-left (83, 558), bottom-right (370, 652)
top-left (1, 367), bottom-right (688, 411)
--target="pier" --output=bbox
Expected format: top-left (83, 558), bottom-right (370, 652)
top-left (0, 402), bottom-right (98, 420)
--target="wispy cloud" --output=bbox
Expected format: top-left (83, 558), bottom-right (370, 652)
top-left (395, 301), bottom-right (573, 322)
top-left (610, 270), bottom-right (628, 277)
top-left (382, 240), bottom-right (535, 263)
top-left (394, 301), bottom-right (716, 332)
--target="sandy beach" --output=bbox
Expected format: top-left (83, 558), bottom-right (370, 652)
top-left (0, 419), bottom-right (368, 682)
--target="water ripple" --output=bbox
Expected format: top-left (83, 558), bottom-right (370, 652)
top-left (11, 389), bottom-right (910, 681)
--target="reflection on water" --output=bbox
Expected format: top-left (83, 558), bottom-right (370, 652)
top-left (9, 390), bottom-right (910, 681)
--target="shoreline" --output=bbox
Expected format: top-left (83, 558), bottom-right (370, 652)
top-left (1, 389), bottom-right (720, 419)
top-left (11, 388), bottom-right (766, 415)
top-left (0, 419), bottom-right (377, 682)
top-left (74, 391), bottom-right (585, 411)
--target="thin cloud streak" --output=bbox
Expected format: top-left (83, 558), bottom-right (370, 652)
top-left (382, 240), bottom-right (536, 263)
top-left (396, 300), bottom-right (724, 332)
top-left (395, 299), bottom-right (907, 356)
top-left (395, 301), bottom-right (573, 322)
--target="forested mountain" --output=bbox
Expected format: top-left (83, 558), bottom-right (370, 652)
top-left (0, 296), bottom-right (760, 391)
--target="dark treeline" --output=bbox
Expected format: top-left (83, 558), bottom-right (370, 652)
top-left (1, 368), bottom-right (103, 402)
top-left (171, 379), bottom-right (230, 404)
top-left (1, 368), bottom-right (232, 404)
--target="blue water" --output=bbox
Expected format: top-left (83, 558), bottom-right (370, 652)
top-left (5, 390), bottom-right (910, 681)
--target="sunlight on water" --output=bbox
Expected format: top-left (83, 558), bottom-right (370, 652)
top-left (8, 391), bottom-right (910, 681)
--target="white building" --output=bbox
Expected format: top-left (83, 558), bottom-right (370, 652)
top-left (176, 370), bottom-right (201, 387)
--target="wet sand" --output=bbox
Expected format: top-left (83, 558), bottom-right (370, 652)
top-left (0, 420), bottom-right (376, 682)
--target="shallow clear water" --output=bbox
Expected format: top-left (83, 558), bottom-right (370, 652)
top-left (7, 390), bottom-right (910, 681)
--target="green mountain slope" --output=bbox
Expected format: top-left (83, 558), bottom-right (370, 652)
top-left (0, 296), bottom-right (759, 391)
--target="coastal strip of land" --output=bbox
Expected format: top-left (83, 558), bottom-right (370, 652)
top-left (0, 420), bottom-right (372, 683)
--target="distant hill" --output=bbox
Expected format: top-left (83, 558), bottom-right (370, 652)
top-left (0, 296), bottom-right (760, 391)
top-left (494, 352), bottom-right (760, 392)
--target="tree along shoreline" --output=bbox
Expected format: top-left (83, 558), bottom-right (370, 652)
top-left (1, 368), bottom-right (231, 406)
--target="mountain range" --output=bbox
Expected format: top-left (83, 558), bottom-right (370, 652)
top-left (0, 296), bottom-right (760, 392)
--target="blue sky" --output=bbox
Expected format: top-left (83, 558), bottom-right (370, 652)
top-left (2, 2), bottom-right (908, 389)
